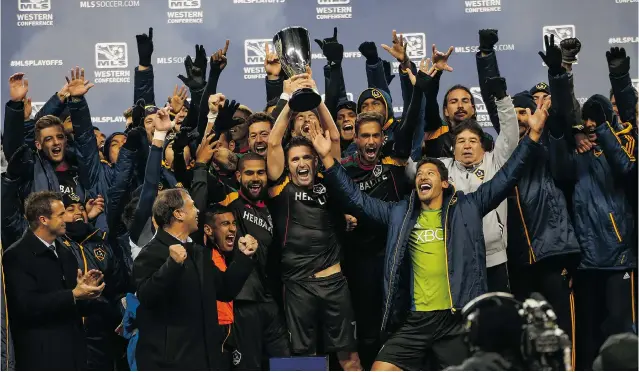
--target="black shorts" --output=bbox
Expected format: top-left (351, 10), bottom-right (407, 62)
top-left (284, 272), bottom-right (356, 354)
top-left (231, 301), bottom-right (291, 370)
top-left (376, 310), bottom-right (468, 371)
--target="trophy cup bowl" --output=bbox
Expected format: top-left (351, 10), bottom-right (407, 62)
top-left (273, 27), bottom-right (322, 112)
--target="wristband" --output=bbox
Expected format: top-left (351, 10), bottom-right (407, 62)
top-left (153, 130), bottom-right (168, 141)
top-left (207, 112), bottom-right (217, 123)
top-left (280, 92), bottom-right (291, 101)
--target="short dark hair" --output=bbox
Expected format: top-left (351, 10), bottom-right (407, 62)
top-left (452, 118), bottom-right (486, 150)
top-left (25, 191), bottom-right (63, 230)
top-left (238, 152), bottom-right (266, 171)
top-left (246, 112), bottom-right (274, 130)
top-left (35, 115), bottom-right (65, 139)
top-left (443, 84), bottom-right (476, 112)
top-left (152, 188), bottom-right (189, 228)
top-left (355, 111), bottom-right (384, 135)
top-left (415, 157), bottom-right (449, 181)
top-left (285, 136), bottom-right (317, 160)
top-left (203, 205), bottom-right (234, 228)
top-left (122, 196), bottom-right (140, 231)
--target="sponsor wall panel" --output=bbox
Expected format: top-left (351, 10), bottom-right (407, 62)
top-left (1, 0), bottom-right (637, 137)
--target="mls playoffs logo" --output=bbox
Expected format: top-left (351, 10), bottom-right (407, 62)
top-left (18, 0), bottom-right (51, 11)
top-left (403, 33), bottom-right (427, 60)
top-left (244, 39), bottom-right (274, 65)
top-left (31, 102), bottom-right (45, 119)
top-left (95, 43), bottom-right (128, 69)
top-left (470, 87), bottom-right (492, 128)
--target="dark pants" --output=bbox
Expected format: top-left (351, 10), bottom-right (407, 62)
top-left (574, 269), bottom-right (637, 370)
top-left (487, 262), bottom-right (511, 293)
top-left (231, 301), bottom-right (290, 370)
top-left (508, 258), bottom-right (574, 339)
top-left (343, 254), bottom-right (385, 370)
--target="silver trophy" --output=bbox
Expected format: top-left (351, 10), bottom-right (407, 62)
top-left (273, 27), bottom-right (321, 112)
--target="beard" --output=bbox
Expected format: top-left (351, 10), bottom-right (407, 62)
top-left (65, 220), bottom-right (92, 242)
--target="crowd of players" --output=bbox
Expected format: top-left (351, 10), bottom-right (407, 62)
top-left (0, 26), bottom-right (637, 371)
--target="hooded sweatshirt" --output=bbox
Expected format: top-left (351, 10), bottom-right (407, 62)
top-left (407, 95), bottom-right (520, 267)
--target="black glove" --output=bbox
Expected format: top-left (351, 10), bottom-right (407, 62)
top-left (484, 76), bottom-right (508, 101)
top-left (193, 44), bottom-right (208, 81)
top-left (123, 126), bottom-right (144, 150)
top-left (478, 29), bottom-right (499, 53)
top-left (606, 47), bottom-right (630, 76)
top-left (581, 99), bottom-right (607, 126)
top-left (214, 99), bottom-right (241, 132)
top-left (172, 129), bottom-right (199, 155)
top-left (6, 144), bottom-right (33, 181)
top-left (413, 70), bottom-right (436, 93)
top-left (538, 34), bottom-right (564, 76)
top-left (315, 27), bottom-right (343, 64)
top-left (383, 60), bottom-right (395, 85)
top-left (131, 99), bottom-right (146, 128)
top-left (358, 41), bottom-right (379, 64)
top-left (560, 37), bottom-right (581, 64)
top-left (135, 27), bottom-right (153, 67)
top-left (177, 56), bottom-right (206, 91)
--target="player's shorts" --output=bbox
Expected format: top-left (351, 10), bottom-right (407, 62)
top-left (284, 272), bottom-right (356, 354)
top-left (375, 310), bottom-right (468, 370)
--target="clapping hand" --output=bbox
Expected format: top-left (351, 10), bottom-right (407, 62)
top-left (73, 269), bottom-right (105, 300)
top-left (86, 195), bottom-right (105, 220)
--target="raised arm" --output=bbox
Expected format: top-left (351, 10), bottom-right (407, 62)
top-left (484, 78), bottom-right (519, 167)
top-left (595, 121), bottom-right (637, 179)
top-left (469, 103), bottom-right (549, 216)
top-left (359, 41), bottom-right (391, 96)
top-left (309, 124), bottom-right (393, 226)
top-left (264, 42), bottom-right (285, 103)
top-left (315, 28), bottom-right (346, 119)
top-left (3, 73), bottom-right (29, 159)
top-left (476, 29), bottom-right (502, 132)
top-left (316, 99), bottom-right (342, 160)
top-left (607, 47), bottom-right (636, 126)
top-left (134, 28), bottom-right (155, 105)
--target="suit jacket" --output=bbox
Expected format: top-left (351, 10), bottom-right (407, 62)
top-left (133, 229), bottom-right (253, 370)
top-left (2, 229), bottom-right (87, 371)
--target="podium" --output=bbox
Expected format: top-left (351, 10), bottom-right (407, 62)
top-left (269, 356), bottom-right (329, 371)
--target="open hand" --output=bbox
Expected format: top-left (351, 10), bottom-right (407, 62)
top-left (9, 73), bottom-right (28, 102)
top-left (168, 85), bottom-right (188, 114)
top-left (86, 195), bottom-right (105, 220)
top-left (431, 44), bottom-right (454, 72)
top-left (65, 66), bottom-right (95, 97)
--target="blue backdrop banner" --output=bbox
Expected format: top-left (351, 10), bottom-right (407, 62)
top-left (2, 0), bottom-right (637, 137)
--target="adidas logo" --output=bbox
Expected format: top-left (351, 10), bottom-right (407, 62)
top-left (623, 272), bottom-right (631, 280)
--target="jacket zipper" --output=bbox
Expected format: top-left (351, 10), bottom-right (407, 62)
top-left (609, 213), bottom-right (623, 242)
top-left (381, 192), bottom-right (414, 331)
top-left (443, 193), bottom-right (455, 311)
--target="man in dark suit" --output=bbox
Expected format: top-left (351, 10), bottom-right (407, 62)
top-left (133, 188), bottom-right (257, 370)
top-left (2, 191), bottom-right (106, 371)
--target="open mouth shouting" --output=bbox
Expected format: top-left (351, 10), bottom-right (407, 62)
top-left (418, 181), bottom-right (433, 195)
top-left (342, 123), bottom-right (354, 134)
top-left (254, 142), bottom-right (267, 155)
top-left (247, 181), bottom-right (263, 196)
top-left (302, 124), bottom-right (311, 136)
top-left (224, 233), bottom-right (235, 249)
top-left (296, 167), bottom-right (311, 183)
top-left (50, 146), bottom-right (63, 159)
top-left (363, 145), bottom-right (378, 161)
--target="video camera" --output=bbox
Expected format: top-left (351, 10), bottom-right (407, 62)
top-left (461, 292), bottom-right (571, 371)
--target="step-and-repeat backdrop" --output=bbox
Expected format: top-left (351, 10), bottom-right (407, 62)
top-left (2, 0), bottom-right (637, 136)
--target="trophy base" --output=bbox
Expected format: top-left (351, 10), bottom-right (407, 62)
top-left (289, 88), bottom-right (322, 113)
